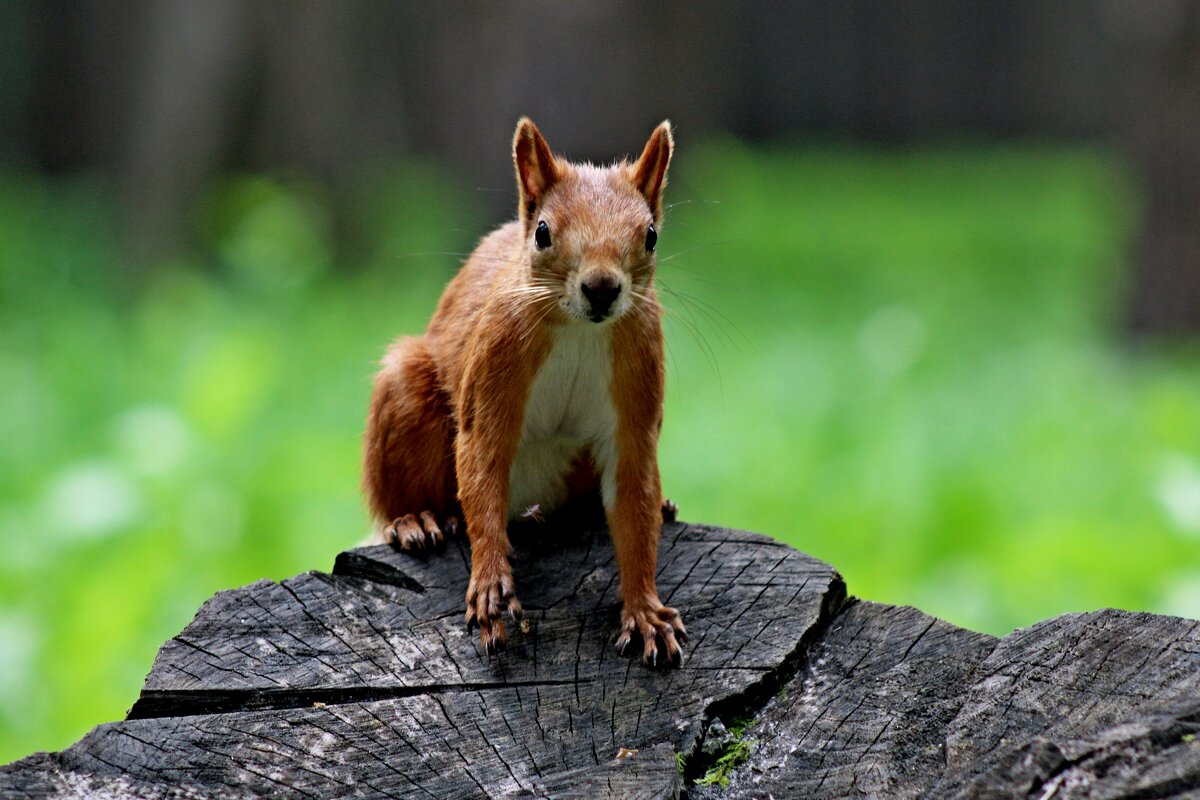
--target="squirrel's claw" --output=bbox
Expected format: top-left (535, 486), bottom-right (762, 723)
top-left (465, 569), bottom-right (523, 658)
top-left (383, 514), bottom-right (423, 551)
top-left (384, 510), bottom-right (451, 552)
top-left (481, 623), bottom-right (507, 655)
top-left (418, 511), bottom-right (443, 549)
top-left (617, 602), bottom-right (686, 669)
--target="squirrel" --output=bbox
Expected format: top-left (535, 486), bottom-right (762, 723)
top-left (362, 118), bottom-right (686, 667)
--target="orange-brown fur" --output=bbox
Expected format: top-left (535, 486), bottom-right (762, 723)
top-left (363, 118), bottom-right (685, 665)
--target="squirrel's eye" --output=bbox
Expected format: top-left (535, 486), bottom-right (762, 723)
top-left (645, 224), bottom-right (657, 253)
top-left (535, 220), bottom-right (552, 249)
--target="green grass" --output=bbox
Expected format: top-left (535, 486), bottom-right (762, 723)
top-left (2, 140), bottom-right (1199, 764)
top-left (694, 715), bottom-right (757, 788)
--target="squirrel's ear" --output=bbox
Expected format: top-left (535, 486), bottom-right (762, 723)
top-left (513, 118), bottom-right (562, 221)
top-left (629, 121), bottom-right (673, 222)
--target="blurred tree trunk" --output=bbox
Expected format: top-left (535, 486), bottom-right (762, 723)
top-left (1104, 0), bottom-right (1200, 334)
top-left (14, 0), bottom-right (1200, 329)
top-left (28, 0), bottom-right (407, 266)
top-left (121, 0), bottom-right (407, 263)
top-left (121, 0), bottom-right (256, 262)
top-left (1113, 0), bottom-right (1200, 331)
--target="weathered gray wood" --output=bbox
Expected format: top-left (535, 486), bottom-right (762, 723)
top-left (0, 522), bottom-right (843, 799)
top-left (0, 751), bottom-right (221, 800)
top-left (39, 688), bottom-right (675, 799)
top-left (133, 522), bottom-right (839, 702)
top-left (709, 601), bottom-right (999, 799)
top-left (712, 605), bottom-right (1200, 800)
top-left (928, 609), bottom-right (1200, 799)
top-left (2, 521), bottom-right (1198, 800)
top-left (504, 742), bottom-right (681, 799)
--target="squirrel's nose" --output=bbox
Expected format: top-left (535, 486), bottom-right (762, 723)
top-left (581, 276), bottom-right (621, 320)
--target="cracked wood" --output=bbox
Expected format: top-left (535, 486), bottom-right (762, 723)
top-left (2, 521), bottom-right (1198, 799)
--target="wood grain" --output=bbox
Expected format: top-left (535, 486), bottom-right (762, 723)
top-left (2, 521), bottom-right (1196, 799)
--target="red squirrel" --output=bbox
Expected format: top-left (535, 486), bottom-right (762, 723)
top-left (362, 118), bottom-right (685, 667)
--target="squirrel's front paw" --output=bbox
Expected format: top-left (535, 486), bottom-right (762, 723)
top-left (383, 511), bottom-right (459, 552)
top-left (464, 568), bottom-right (522, 656)
top-left (616, 598), bottom-right (687, 668)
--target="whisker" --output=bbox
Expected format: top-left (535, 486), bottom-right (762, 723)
top-left (661, 300), bottom-right (722, 387)
top-left (503, 285), bottom-right (557, 297)
top-left (519, 297), bottom-right (560, 342)
top-left (663, 331), bottom-right (682, 390)
top-left (657, 282), bottom-right (748, 350)
top-left (656, 240), bottom-right (730, 265)
top-left (529, 307), bottom-right (559, 339)
top-left (388, 251), bottom-right (531, 269)
top-left (651, 262), bottom-right (717, 283)
top-left (664, 198), bottom-right (722, 209)
top-left (389, 250), bottom-right (475, 260)
top-left (663, 197), bottom-right (723, 227)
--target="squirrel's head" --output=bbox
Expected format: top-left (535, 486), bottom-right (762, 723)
top-left (513, 118), bottom-right (672, 325)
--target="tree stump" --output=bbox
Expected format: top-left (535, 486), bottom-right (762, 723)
top-left (2, 521), bottom-right (1197, 799)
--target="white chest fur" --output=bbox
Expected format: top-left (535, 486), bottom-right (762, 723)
top-left (507, 323), bottom-right (617, 518)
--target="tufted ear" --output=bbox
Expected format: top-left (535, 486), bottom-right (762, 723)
top-left (629, 121), bottom-right (673, 223)
top-left (513, 118), bottom-right (563, 222)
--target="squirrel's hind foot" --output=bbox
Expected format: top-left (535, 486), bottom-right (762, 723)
top-left (383, 512), bottom-right (459, 552)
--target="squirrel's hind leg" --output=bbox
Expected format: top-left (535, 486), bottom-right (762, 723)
top-left (363, 335), bottom-right (459, 550)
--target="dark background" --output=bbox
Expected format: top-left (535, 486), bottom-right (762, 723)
top-left (3, 0), bottom-right (1198, 332)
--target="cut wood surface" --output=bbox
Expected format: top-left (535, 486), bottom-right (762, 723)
top-left (2, 521), bottom-right (1197, 799)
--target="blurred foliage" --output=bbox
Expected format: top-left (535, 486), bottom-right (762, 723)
top-left (2, 140), bottom-right (1199, 764)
